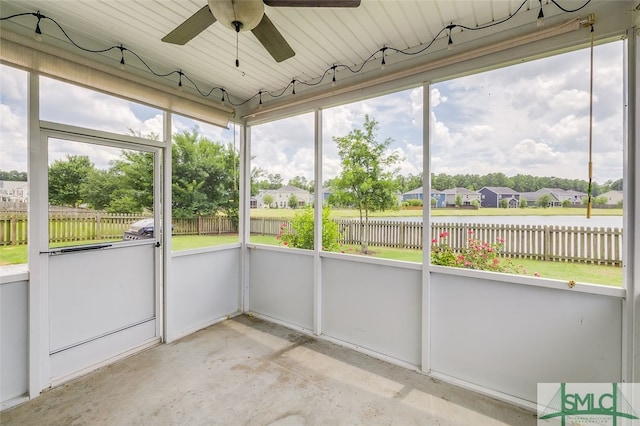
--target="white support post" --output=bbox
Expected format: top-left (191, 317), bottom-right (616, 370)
top-left (314, 109), bottom-right (323, 336)
top-left (27, 72), bottom-right (48, 397)
top-left (240, 124), bottom-right (251, 313)
top-left (622, 27), bottom-right (639, 384)
top-left (161, 111), bottom-right (172, 342)
top-left (421, 82), bottom-right (431, 374)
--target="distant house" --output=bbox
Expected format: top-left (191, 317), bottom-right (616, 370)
top-left (430, 189), bottom-right (446, 208)
top-left (599, 190), bottom-right (623, 205)
top-left (442, 188), bottom-right (481, 206)
top-left (256, 185), bottom-right (311, 208)
top-left (321, 187), bottom-right (332, 203)
top-left (0, 180), bottom-right (28, 203)
top-left (401, 187), bottom-right (446, 207)
top-left (402, 186), bottom-right (423, 201)
top-left (479, 187), bottom-right (520, 208)
top-left (519, 188), bottom-right (586, 207)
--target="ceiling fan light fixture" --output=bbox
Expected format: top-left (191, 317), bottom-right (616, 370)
top-left (208, 0), bottom-right (264, 32)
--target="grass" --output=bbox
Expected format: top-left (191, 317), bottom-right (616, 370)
top-left (1, 234), bottom-right (623, 287)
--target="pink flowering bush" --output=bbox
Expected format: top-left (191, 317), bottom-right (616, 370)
top-left (431, 230), bottom-right (526, 274)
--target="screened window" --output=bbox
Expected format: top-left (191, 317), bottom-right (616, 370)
top-left (429, 41), bottom-right (624, 287)
top-left (250, 113), bottom-right (314, 249)
top-left (170, 114), bottom-right (240, 251)
top-left (323, 87), bottom-right (424, 258)
top-left (0, 64), bottom-right (28, 266)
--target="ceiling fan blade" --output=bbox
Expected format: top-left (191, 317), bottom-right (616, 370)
top-left (162, 5), bottom-right (216, 45)
top-left (264, 0), bottom-right (360, 6)
top-left (251, 14), bottom-right (295, 63)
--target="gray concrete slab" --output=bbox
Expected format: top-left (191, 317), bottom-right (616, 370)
top-left (1, 315), bottom-right (536, 425)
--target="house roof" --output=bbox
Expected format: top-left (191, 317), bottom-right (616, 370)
top-left (0, 180), bottom-right (28, 191)
top-left (443, 188), bottom-right (479, 195)
top-left (480, 186), bottom-right (518, 194)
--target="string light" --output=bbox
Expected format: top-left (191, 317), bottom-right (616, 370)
top-left (34, 11), bottom-right (42, 41)
top-left (537, 0), bottom-right (545, 27)
top-left (118, 44), bottom-right (126, 70)
top-left (291, 79), bottom-right (296, 95)
top-left (0, 0), bottom-right (593, 108)
top-left (221, 89), bottom-right (226, 104)
top-left (447, 25), bottom-right (455, 51)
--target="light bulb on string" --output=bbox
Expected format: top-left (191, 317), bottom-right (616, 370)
top-left (119, 45), bottom-right (126, 70)
top-left (177, 71), bottom-right (183, 92)
top-left (331, 65), bottom-right (336, 87)
top-left (447, 25), bottom-right (454, 51)
top-left (34, 12), bottom-right (43, 41)
top-left (220, 90), bottom-right (225, 105)
top-left (258, 91), bottom-right (263, 109)
top-left (537, 0), bottom-right (545, 27)
top-left (381, 47), bottom-right (387, 70)
top-left (291, 80), bottom-right (296, 95)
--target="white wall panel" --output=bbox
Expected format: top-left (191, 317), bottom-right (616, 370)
top-left (50, 320), bottom-right (156, 382)
top-left (322, 257), bottom-right (422, 366)
top-left (0, 279), bottom-right (28, 404)
top-left (430, 272), bottom-right (623, 404)
top-left (49, 244), bottom-right (156, 352)
top-left (249, 248), bottom-right (314, 330)
top-left (168, 248), bottom-right (241, 340)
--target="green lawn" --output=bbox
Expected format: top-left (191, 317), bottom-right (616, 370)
top-left (0, 234), bottom-right (623, 287)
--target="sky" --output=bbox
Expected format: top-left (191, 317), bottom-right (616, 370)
top-left (0, 39), bottom-right (624, 187)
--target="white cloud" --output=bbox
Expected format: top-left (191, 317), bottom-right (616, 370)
top-left (0, 103), bottom-right (28, 171)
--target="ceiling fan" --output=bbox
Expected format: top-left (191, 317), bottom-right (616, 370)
top-left (162, 0), bottom-right (361, 64)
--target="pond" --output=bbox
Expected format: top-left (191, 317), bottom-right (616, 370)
top-left (378, 215), bottom-right (624, 229)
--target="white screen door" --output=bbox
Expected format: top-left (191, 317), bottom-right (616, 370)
top-left (41, 124), bottom-right (162, 382)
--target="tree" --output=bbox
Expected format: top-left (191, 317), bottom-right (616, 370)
top-left (0, 169), bottom-right (27, 181)
top-left (110, 150), bottom-right (154, 213)
top-left (519, 198), bottom-right (528, 209)
top-left (81, 168), bottom-right (120, 211)
top-left (535, 194), bottom-right (552, 208)
top-left (330, 115), bottom-right (399, 253)
top-left (48, 155), bottom-right (95, 207)
top-left (455, 195), bottom-right (462, 207)
top-left (101, 129), bottom-right (239, 218)
top-left (262, 194), bottom-right (274, 208)
top-left (499, 199), bottom-right (508, 209)
top-left (288, 194), bottom-right (299, 209)
top-left (288, 176), bottom-right (312, 192)
top-left (561, 199), bottom-right (571, 208)
top-left (170, 130), bottom-right (239, 219)
top-left (593, 195), bottom-right (608, 206)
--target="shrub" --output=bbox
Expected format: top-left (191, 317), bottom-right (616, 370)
top-left (431, 230), bottom-right (526, 274)
top-left (278, 207), bottom-right (341, 251)
top-left (405, 198), bottom-right (423, 207)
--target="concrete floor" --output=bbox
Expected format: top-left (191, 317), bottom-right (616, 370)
top-left (1, 315), bottom-right (536, 425)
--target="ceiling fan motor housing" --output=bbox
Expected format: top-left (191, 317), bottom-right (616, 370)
top-left (208, 0), bottom-right (265, 32)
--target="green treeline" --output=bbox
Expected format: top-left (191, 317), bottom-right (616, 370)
top-left (44, 129), bottom-right (239, 221)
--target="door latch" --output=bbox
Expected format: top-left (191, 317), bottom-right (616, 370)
top-left (155, 241), bottom-right (161, 248)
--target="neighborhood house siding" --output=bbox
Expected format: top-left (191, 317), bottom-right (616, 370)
top-left (256, 185), bottom-right (311, 208)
